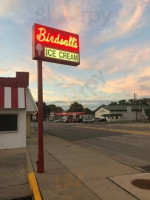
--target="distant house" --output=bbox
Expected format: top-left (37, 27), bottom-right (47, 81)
top-left (95, 105), bottom-right (150, 121)
top-left (0, 72), bottom-right (37, 149)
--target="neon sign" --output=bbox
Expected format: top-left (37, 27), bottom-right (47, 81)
top-left (32, 24), bottom-right (80, 66)
top-left (37, 28), bottom-right (78, 49)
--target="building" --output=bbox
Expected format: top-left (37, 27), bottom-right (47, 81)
top-left (53, 112), bottom-right (92, 122)
top-left (0, 72), bottom-right (37, 149)
top-left (95, 105), bottom-right (150, 122)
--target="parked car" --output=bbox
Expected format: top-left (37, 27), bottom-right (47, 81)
top-left (78, 118), bottom-right (83, 123)
top-left (83, 118), bottom-right (95, 123)
top-left (99, 118), bottom-right (107, 122)
top-left (94, 118), bottom-right (101, 122)
top-left (53, 119), bottom-right (63, 123)
top-left (97, 118), bottom-right (107, 122)
top-left (71, 119), bottom-right (77, 123)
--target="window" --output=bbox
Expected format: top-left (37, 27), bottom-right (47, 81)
top-left (0, 114), bottom-right (17, 132)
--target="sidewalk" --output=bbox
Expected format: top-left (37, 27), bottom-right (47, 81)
top-left (0, 148), bottom-right (31, 200)
top-left (27, 133), bottom-right (148, 200)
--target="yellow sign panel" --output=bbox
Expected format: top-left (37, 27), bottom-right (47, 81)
top-left (45, 47), bottom-right (79, 63)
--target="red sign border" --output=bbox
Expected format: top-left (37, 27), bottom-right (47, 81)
top-left (32, 24), bottom-right (80, 66)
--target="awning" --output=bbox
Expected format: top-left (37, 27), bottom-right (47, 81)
top-left (55, 112), bottom-right (85, 116)
top-left (0, 87), bottom-right (26, 109)
top-left (102, 114), bottom-right (123, 117)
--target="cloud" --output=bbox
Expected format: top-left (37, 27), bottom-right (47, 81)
top-left (49, 0), bottom-right (95, 36)
top-left (12, 63), bottom-right (85, 91)
top-left (0, 68), bottom-right (10, 76)
top-left (46, 99), bottom-right (113, 110)
top-left (58, 75), bottom-right (84, 88)
top-left (0, 0), bottom-right (16, 17)
top-left (95, 0), bottom-right (149, 44)
top-left (55, 0), bottom-right (82, 33)
top-left (79, 55), bottom-right (98, 70)
top-left (43, 95), bottom-right (60, 102)
top-left (43, 64), bottom-right (85, 88)
top-left (33, 0), bottom-right (95, 36)
top-left (97, 65), bottom-right (150, 97)
top-left (79, 43), bottom-right (150, 76)
top-left (44, 89), bottom-right (56, 94)
top-left (30, 87), bottom-right (56, 102)
top-left (0, 0), bottom-right (28, 24)
top-left (5, 62), bottom-right (37, 84)
top-left (1, 56), bottom-right (84, 86)
top-left (103, 45), bottom-right (150, 74)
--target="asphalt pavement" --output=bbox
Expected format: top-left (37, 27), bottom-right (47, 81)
top-left (27, 132), bottom-right (144, 200)
top-left (39, 122), bottom-right (150, 172)
top-left (1, 121), bottom-right (150, 200)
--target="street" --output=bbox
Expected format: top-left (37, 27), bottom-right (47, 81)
top-left (32, 122), bottom-right (150, 173)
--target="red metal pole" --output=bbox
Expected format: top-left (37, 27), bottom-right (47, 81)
top-left (37, 59), bottom-right (44, 173)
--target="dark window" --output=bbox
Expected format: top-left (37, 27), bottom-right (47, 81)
top-left (0, 115), bottom-right (17, 132)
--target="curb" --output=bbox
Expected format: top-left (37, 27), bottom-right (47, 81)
top-left (28, 172), bottom-right (42, 200)
top-left (26, 149), bottom-right (42, 200)
top-left (26, 149), bottom-right (34, 174)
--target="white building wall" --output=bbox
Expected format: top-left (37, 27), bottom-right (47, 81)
top-left (0, 109), bottom-right (26, 149)
top-left (113, 111), bottom-right (141, 121)
top-left (95, 107), bottom-right (110, 118)
top-left (26, 88), bottom-right (38, 113)
top-left (95, 107), bottom-right (144, 121)
top-left (80, 114), bottom-right (92, 120)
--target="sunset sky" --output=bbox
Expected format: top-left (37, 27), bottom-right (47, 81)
top-left (1, 0), bottom-right (150, 110)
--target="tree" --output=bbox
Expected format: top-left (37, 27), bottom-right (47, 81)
top-left (36, 102), bottom-right (63, 119)
top-left (56, 106), bottom-right (64, 112)
top-left (36, 102), bottom-right (49, 119)
top-left (48, 104), bottom-right (57, 112)
top-left (109, 102), bottom-right (117, 105)
top-left (83, 108), bottom-right (92, 114)
top-left (127, 99), bottom-right (135, 105)
top-left (118, 100), bottom-right (127, 105)
top-left (139, 98), bottom-right (150, 105)
top-left (68, 102), bottom-right (84, 112)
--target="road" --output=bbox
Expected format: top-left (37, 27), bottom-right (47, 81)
top-left (32, 122), bottom-right (150, 172)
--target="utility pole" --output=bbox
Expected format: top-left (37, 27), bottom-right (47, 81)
top-left (139, 101), bottom-right (141, 121)
top-left (134, 93), bottom-right (138, 121)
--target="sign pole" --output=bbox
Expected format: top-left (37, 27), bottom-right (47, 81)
top-left (37, 59), bottom-right (44, 173)
top-left (32, 23), bottom-right (80, 173)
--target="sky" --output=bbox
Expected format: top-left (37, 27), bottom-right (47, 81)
top-left (0, 0), bottom-right (150, 110)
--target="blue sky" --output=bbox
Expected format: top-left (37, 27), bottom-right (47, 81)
top-left (1, 0), bottom-right (150, 110)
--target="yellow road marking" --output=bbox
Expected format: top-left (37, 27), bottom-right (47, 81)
top-left (74, 126), bottom-right (150, 136)
top-left (28, 172), bottom-right (42, 200)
